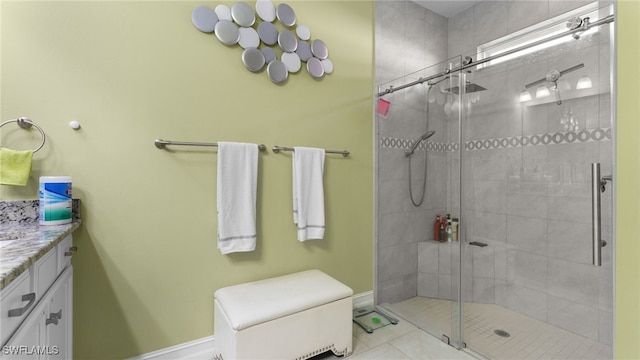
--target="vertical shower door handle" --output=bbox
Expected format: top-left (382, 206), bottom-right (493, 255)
top-left (591, 163), bottom-right (610, 267)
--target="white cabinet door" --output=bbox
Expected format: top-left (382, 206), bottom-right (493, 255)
top-left (2, 306), bottom-right (45, 360)
top-left (2, 268), bottom-right (73, 360)
top-left (44, 268), bottom-right (72, 360)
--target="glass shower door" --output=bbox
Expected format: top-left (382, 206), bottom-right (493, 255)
top-left (459, 4), bottom-right (614, 360)
top-left (375, 56), bottom-right (464, 347)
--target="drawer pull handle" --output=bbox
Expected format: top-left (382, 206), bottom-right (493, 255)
top-left (69, 246), bottom-right (78, 252)
top-left (8, 293), bottom-right (36, 317)
top-left (46, 310), bottom-right (62, 326)
top-left (64, 251), bottom-right (73, 256)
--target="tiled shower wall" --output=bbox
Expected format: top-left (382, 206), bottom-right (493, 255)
top-left (375, 0), bottom-right (449, 305)
top-left (447, 0), bottom-right (613, 345)
top-left (375, 0), bottom-right (613, 346)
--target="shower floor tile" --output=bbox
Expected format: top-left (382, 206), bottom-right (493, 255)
top-left (383, 297), bottom-right (613, 360)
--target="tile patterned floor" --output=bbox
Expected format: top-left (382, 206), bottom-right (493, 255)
top-left (312, 315), bottom-right (475, 360)
top-left (383, 297), bottom-right (613, 360)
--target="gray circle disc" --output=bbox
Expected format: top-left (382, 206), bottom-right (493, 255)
top-left (215, 20), bottom-right (240, 45)
top-left (278, 29), bottom-right (298, 53)
top-left (276, 3), bottom-right (296, 27)
top-left (282, 52), bottom-right (301, 73)
top-left (257, 22), bottom-right (278, 45)
top-left (296, 41), bottom-right (312, 62)
top-left (311, 39), bottom-right (328, 59)
top-left (192, 6), bottom-right (218, 33)
top-left (239, 27), bottom-right (260, 49)
top-left (256, 0), bottom-right (276, 22)
top-left (231, 2), bottom-right (256, 27)
top-left (307, 57), bottom-right (324, 78)
top-left (267, 60), bottom-right (289, 83)
top-left (242, 47), bottom-right (266, 72)
top-left (261, 47), bottom-right (276, 64)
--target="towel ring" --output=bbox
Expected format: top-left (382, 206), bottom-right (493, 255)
top-left (0, 117), bottom-right (46, 153)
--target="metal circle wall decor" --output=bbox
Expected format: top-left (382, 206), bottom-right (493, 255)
top-left (191, 1), bottom-right (333, 84)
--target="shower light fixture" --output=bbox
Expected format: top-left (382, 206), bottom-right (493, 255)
top-left (519, 90), bottom-right (532, 102)
top-left (576, 75), bottom-right (593, 89)
top-left (536, 86), bottom-right (551, 98)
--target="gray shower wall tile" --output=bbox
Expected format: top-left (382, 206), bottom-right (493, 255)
top-left (547, 295), bottom-right (599, 340)
top-left (468, 180), bottom-right (507, 214)
top-left (472, 277), bottom-right (495, 304)
top-left (508, 250), bottom-right (547, 292)
top-left (507, 1), bottom-right (550, 35)
top-left (547, 258), bottom-right (599, 307)
top-left (378, 273), bottom-right (418, 305)
top-left (378, 147), bottom-right (407, 183)
top-left (546, 219), bottom-right (591, 264)
top-left (507, 215), bottom-right (547, 256)
top-left (464, 211), bottom-right (507, 245)
top-left (494, 246), bottom-right (507, 281)
top-left (495, 280), bottom-right (508, 308)
top-left (598, 264), bottom-right (614, 312)
top-left (547, 195), bottom-right (592, 224)
top-left (438, 274), bottom-right (454, 301)
top-left (378, 211), bottom-right (430, 248)
top-left (599, 309), bottom-right (613, 345)
top-left (438, 242), bottom-right (453, 275)
top-left (466, 148), bottom-right (508, 182)
top-left (378, 243), bottom-right (419, 283)
top-left (418, 241), bottom-right (440, 274)
top-left (507, 193), bottom-right (547, 219)
top-left (447, 6), bottom-right (475, 59)
top-left (417, 273), bottom-right (439, 298)
top-left (473, 1), bottom-right (508, 46)
top-left (472, 245), bottom-right (494, 279)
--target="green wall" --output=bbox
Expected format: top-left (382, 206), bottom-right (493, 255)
top-left (4, 1), bottom-right (640, 359)
top-left (616, 1), bottom-right (640, 359)
top-left (0, 1), bottom-right (374, 358)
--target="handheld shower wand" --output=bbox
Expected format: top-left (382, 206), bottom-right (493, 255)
top-left (405, 131), bottom-right (435, 157)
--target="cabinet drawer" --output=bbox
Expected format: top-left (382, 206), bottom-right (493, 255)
top-left (0, 271), bottom-right (33, 346)
top-left (34, 248), bottom-right (57, 301)
top-left (57, 235), bottom-right (74, 273)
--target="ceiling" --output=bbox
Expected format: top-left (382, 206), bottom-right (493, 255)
top-left (411, 0), bottom-right (485, 18)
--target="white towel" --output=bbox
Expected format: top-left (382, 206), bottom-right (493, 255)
top-left (292, 147), bottom-right (325, 241)
top-left (217, 142), bottom-right (258, 254)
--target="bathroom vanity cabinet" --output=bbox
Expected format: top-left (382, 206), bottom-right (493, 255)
top-left (1, 235), bottom-right (75, 359)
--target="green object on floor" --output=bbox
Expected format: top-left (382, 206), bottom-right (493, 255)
top-left (353, 307), bottom-right (399, 333)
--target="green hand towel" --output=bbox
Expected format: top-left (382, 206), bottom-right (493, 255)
top-left (0, 148), bottom-right (33, 186)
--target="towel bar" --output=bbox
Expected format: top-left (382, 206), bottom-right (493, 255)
top-left (155, 139), bottom-right (267, 152)
top-left (272, 145), bottom-right (349, 157)
top-left (0, 117), bottom-right (46, 153)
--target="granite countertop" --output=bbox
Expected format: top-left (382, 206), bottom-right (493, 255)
top-left (0, 200), bottom-right (81, 290)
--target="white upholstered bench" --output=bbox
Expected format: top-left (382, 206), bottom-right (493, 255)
top-left (213, 270), bottom-right (354, 360)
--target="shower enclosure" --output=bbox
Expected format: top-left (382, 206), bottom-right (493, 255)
top-left (375, 2), bottom-right (614, 359)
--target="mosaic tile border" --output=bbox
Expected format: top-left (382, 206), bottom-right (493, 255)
top-left (380, 137), bottom-right (458, 152)
top-left (465, 128), bottom-right (611, 151)
top-left (380, 128), bottom-right (611, 152)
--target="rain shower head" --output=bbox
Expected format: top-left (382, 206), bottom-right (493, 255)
top-left (444, 82), bottom-right (487, 95)
top-left (405, 131), bottom-right (436, 157)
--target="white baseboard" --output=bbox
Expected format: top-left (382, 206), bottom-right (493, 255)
top-left (124, 335), bottom-right (215, 360)
top-left (353, 290), bottom-right (374, 309)
top-left (127, 291), bottom-right (374, 360)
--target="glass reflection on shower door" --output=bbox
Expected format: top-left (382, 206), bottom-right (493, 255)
top-left (459, 4), bottom-right (614, 360)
